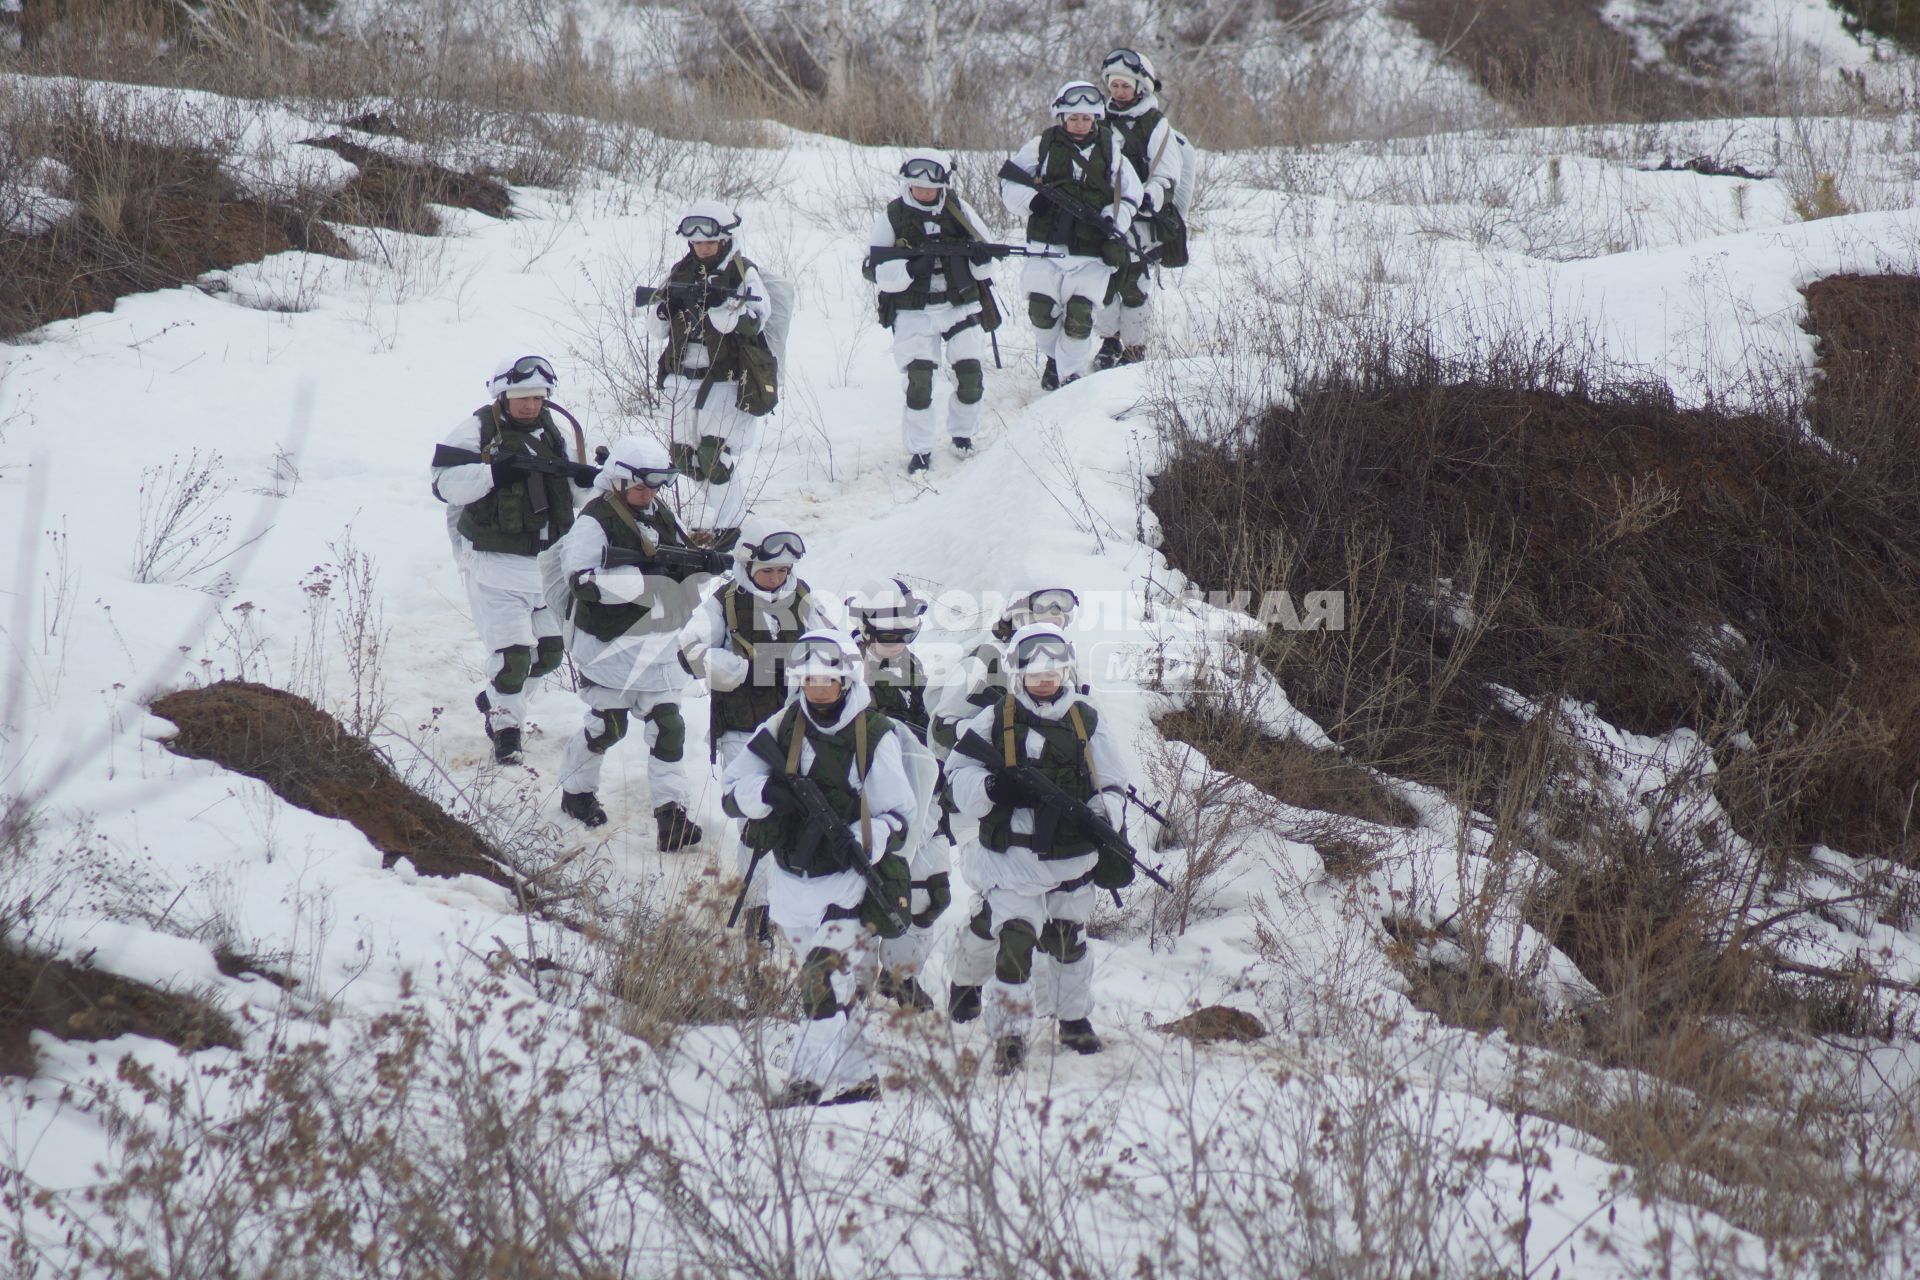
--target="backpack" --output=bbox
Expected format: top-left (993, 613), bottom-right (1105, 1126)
top-left (736, 267), bottom-right (795, 418)
top-left (1150, 127), bottom-right (1198, 269)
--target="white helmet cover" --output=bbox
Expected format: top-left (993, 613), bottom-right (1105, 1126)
top-left (596, 434), bottom-right (675, 494)
top-left (1101, 47), bottom-right (1161, 95)
top-left (677, 197), bottom-right (742, 243)
top-left (847, 576), bottom-right (928, 641)
top-left (1051, 80), bottom-right (1107, 120)
top-left (899, 147), bottom-right (954, 210)
top-left (787, 628), bottom-right (861, 690)
top-left (488, 353), bottom-right (558, 399)
top-left (1007, 622), bottom-right (1077, 678)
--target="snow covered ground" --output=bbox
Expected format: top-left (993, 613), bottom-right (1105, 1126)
top-left (4, 61), bottom-right (1920, 1277)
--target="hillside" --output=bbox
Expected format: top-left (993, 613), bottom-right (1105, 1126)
top-left (4, 4), bottom-right (1920, 1276)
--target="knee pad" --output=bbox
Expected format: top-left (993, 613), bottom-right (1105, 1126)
top-left (492, 645), bottom-right (533, 694)
top-left (968, 902), bottom-right (995, 942)
top-left (1062, 296), bottom-right (1096, 340)
top-left (529, 634), bottom-right (565, 678)
top-left (995, 919), bottom-right (1038, 986)
top-left (1038, 920), bottom-right (1087, 964)
top-left (1027, 293), bottom-right (1059, 330)
top-left (643, 702), bottom-right (686, 762)
top-left (953, 359), bottom-right (983, 405)
top-left (800, 946), bottom-right (844, 1019)
top-left (1118, 269), bottom-right (1149, 309)
top-left (698, 434), bottom-right (733, 486)
top-left (904, 359), bottom-right (937, 411)
top-left (584, 707), bottom-right (630, 755)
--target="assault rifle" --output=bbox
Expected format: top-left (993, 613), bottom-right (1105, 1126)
top-left (601, 543), bottom-right (732, 580)
top-left (431, 444), bottom-right (599, 486)
top-left (865, 241), bottom-right (1062, 266)
top-left (950, 731), bottom-right (1173, 891)
top-left (996, 160), bottom-right (1159, 266)
top-left (727, 749), bottom-right (912, 936)
top-left (634, 280), bottom-right (763, 311)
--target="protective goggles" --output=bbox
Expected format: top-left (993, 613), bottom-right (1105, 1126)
top-left (790, 637), bottom-right (853, 673)
top-left (1053, 84), bottom-right (1106, 112)
top-left (612, 463), bottom-right (677, 490)
top-left (1023, 587), bottom-right (1080, 617)
top-left (1012, 634), bottom-right (1075, 671)
top-left (860, 619), bottom-right (922, 644)
top-left (1102, 48), bottom-right (1149, 80)
top-left (745, 531), bottom-right (806, 562)
top-left (900, 157), bottom-right (950, 185)
top-left (676, 214), bottom-right (737, 240)
top-left (502, 355), bottom-right (556, 387)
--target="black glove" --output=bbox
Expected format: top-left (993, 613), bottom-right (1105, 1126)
top-left (760, 775), bottom-right (804, 818)
top-left (967, 245), bottom-right (997, 266)
top-left (913, 872), bottom-right (952, 930)
top-left (489, 457), bottom-right (525, 487)
top-left (906, 255), bottom-right (936, 282)
top-left (703, 548), bottom-right (733, 574)
top-left (983, 772), bottom-right (1024, 806)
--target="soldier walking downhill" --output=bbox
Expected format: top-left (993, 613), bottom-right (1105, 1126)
top-left (554, 435), bottom-right (731, 841)
top-left (722, 630), bottom-right (922, 1107)
top-left (1095, 47), bottom-right (1189, 369)
top-left (430, 354), bottom-right (593, 764)
top-left (1001, 81), bottom-right (1144, 390)
top-left (645, 200), bottom-right (776, 549)
top-left (864, 148), bottom-right (999, 475)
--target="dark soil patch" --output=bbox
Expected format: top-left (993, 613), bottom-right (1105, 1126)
top-left (301, 136), bottom-right (512, 235)
top-left (212, 944), bottom-right (297, 990)
top-left (1158, 708), bottom-right (1420, 829)
top-left (149, 682), bottom-right (516, 890)
top-left (0, 132), bottom-right (350, 341)
top-left (1153, 1005), bottom-right (1268, 1044)
top-left (1804, 273), bottom-right (1920, 505)
top-left (1151, 348), bottom-right (1920, 863)
top-left (1830, 0), bottom-right (1920, 50)
top-left (1393, 0), bottom-right (1704, 122)
top-left (1, 940), bottom-right (239, 1077)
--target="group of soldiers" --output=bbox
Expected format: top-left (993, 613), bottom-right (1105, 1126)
top-left (871, 46), bottom-right (1190, 473)
top-left (426, 46), bottom-right (1182, 1106)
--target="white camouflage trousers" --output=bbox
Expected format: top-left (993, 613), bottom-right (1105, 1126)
top-left (558, 683), bottom-right (690, 806)
top-left (660, 374), bottom-right (761, 531)
top-left (1021, 253), bottom-right (1114, 382)
top-left (949, 873), bottom-right (1096, 1039)
top-left (891, 305), bottom-right (987, 453)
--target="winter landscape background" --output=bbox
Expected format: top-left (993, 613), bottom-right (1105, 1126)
top-left (4, 1), bottom-right (1920, 1276)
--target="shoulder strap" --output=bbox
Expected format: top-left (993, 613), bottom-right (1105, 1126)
top-left (854, 712), bottom-right (873, 856)
top-left (725, 586), bottom-right (756, 659)
top-left (1001, 694), bottom-right (1019, 767)
top-left (784, 705), bottom-right (805, 772)
top-left (1067, 704), bottom-right (1102, 791)
top-left (479, 405), bottom-right (501, 458)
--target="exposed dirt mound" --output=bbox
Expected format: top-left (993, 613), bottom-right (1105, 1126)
top-left (1805, 273), bottom-right (1920, 505)
top-left (0, 940), bottom-right (239, 1077)
top-left (1157, 708), bottom-right (1420, 829)
top-left (149, 682), bottom-right (515, 890)
top-left (1151, 344), bottom-right (1920, 863)
top-left (301, 136), bottom-right (512, 235)
top-left (0, 132), bottom-right (350, 341)
top-left (1154, 1005), bottom-right (1268, 1044)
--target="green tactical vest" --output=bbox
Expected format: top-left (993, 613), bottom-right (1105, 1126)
top-left (655, 252), bottom-right (754, 387)
top-left (741, 702), bottom-right (898, 875)
top-left (455, 406), bottom-right (577, 556)
top-left (569, 495), bottom-right (689, 643)
top-left (864, 649), bottom-right (929, 732)
top-left (1026, 125), bottom-right (1121, 258)
top-left (1109, 106), bottom-right (1166, 188)
top-left (711, 579), bottom-right (815, 740)
top-left (875, 198), bottom-right (983, 323)
top-left (976, 696), bottom-right (1101, 859)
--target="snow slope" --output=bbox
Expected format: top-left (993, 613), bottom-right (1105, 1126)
top-left (4, 73), bottom-right (1920, 1276)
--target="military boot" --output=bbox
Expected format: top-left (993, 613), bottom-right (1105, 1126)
top-left (1094, 336), bottom-right (1123, 370)
top-left (1040, 358), bottom-right (1059, 391)
top-left (654, 802), bottom-right (702, 851)
top-left (561, 790), bottom-right (608, 828)
top-left (907, 452), bottom-right (931, 475)
top-left (492, 726), bottom-right (523, 765)
top-left (770, 1079), bottom-right (822, 1109)
top-left (948, 983), bottom-right (983, 1023)
top-left (877, 969), bottom-right (935, 1012)
top-left (824, 1078), bottom-right (881, 1105)
top-left (1058, 1018), bottom-right (1103, 1055)
top-left (950, 436), bottom-right (973, 454)
top-left (1120, 344), bottom-right (1148, 366)
top-left (993, 1034), bottom-right (1026, 1076)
